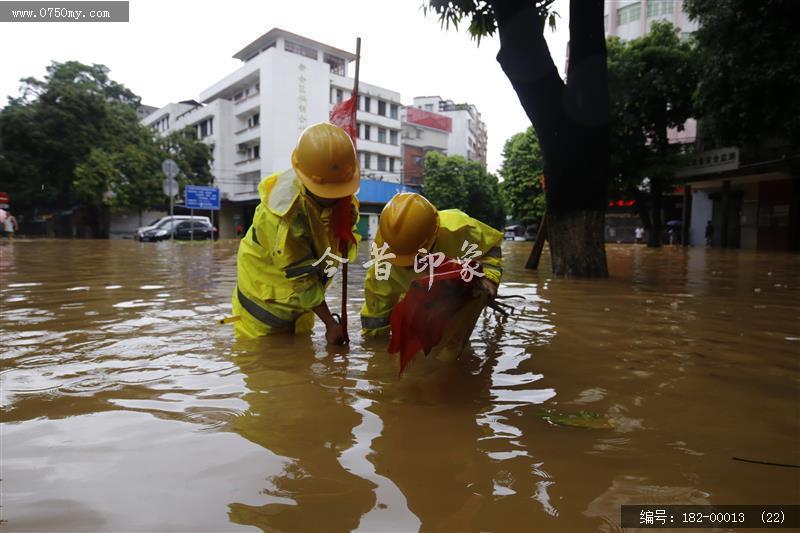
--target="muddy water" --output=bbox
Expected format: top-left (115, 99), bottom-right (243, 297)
top-left (1, 240), bottom-right (798, 532)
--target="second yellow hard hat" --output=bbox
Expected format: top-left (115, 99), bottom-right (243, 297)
top-left (377, 193), bottom-right (440, 266)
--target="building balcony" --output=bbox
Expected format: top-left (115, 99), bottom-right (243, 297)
top-left (235, 124), bottom-right (261, 143)
top-left (234, 157), bottom-right (261, 176)
top-left (234, 94), bottom-right (260, 116)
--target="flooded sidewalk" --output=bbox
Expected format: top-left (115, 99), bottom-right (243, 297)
top-left (1, 240), bottom-right (798, 531)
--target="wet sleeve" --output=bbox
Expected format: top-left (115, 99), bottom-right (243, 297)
top-left (465, 219), bottom-right (504, 285)
top-left (360, 263), bottom-right (402, 336)
top-left (274, 214), bottom-right (325, 310)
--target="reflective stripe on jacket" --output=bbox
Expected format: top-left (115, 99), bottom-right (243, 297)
top-left (360, 209), bottom-right (503, 335)
top-left (234, 169), bottom-right (359, 338)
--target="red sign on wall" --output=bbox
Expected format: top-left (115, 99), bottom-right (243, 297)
top-left (406, 107), bottom-right (453, 132)
top-left (0, 192), bottom-right (9, 208)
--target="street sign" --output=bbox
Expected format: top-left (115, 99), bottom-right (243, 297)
top-left (161, 159), bottom-right (179, 179)
top-left (185, 185), bottom-right (220, 210)
top-left (0, 192), bottom-right (8, 209)
top-left (162, 177), bottom-right (179, 197)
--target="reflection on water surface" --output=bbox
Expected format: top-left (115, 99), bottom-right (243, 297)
top-left (1, 240), bottom-right (798, 531)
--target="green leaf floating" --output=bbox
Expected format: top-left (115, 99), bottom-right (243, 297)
top-left (537, 410), bottom-right (614, 429)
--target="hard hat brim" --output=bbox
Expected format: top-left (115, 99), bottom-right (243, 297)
top-left (375, 231), bottom-right (436, 267)
top-left (292, 149), bottom-right (361, 199)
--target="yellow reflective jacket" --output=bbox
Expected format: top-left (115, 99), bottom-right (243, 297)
top-left (360, 209), bottom-right (503, 335)
top-left (233, 169), bottom-right (359, 338)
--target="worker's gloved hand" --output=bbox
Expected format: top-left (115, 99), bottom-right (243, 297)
top-left (325, 320), bottom-right (346, 345)
top-left (480, 278), bottom-right (499, 301)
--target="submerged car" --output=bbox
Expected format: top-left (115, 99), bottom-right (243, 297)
top-left (138, 218), bottom-right (217, 242)
top-left (134, 216), bottom-right (212, 241)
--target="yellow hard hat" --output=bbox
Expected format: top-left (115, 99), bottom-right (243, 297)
top-left (376, 193), bottom-right (440, 266)
top-left (292, 123), bottom-right (360, 199)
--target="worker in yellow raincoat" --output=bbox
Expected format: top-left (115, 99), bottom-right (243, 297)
top-left (232, 123), bottom-right (360, 343)
top-left (361, 192), bottom-right (503, 336)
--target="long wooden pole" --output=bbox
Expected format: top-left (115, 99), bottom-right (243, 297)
top-left (341, 37), bottom-right (361, 344)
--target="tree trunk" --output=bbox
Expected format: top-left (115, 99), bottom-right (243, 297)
top-left (547, 210), bottom-right (608, 277)
top-left (494, 0), bottom-right (610, 277)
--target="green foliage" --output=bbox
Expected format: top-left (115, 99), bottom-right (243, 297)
top-left (537, 410), bottom-right (614, 429)
top-left (423, 0), bottom-right (557, 43)
top-left (0, 61), bottom-right (212, 213)
top-left (161, 127), bottom-right (213, 186)
top-left (606, 22), bottom-right (698, 219)
top-left (422, 151), bottom-right (505, 229)
top-left (499, 127), bottom-right (544, 226)
top-left (684, 0), bottom-right (800, 152)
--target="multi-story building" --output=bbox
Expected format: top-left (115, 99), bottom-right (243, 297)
top-left (603, 2), bottom-right (799, 250)
top-left (604, 0), bottom-right (698, 42)
top-left (411, 96), bottom-right (487, 166)
top-left (141, 28), bottom-right (404, 238)
top-left (401, 107), bottom-right (452, 187)
top-left (604, 0), bottom-right (698, 145)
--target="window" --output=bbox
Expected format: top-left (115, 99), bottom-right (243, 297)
top-left (389, 158), bottom-right (395, 172)
top-left (424, 104), bottom-right (433, 112)
top-left (390, 130), bottom-right (398, 145)
top-left (251, 145), bottom-right (260, 159)
top-left (647, 0), bottom-right (673, 18)
top-left (363, 96), bottom-right (371, 113)
top-left (378, 127), bottom-right (386, 143)
top-left (336, 88), bottom-right (343, 103)
top-left (250, 113), bottom-right (259, 127)
top-left (363, 124), bottom-right (371, 141)
top-left (378, 155), bottom-right (387, 171)
top-left (378, 100), bottom-right (386, 116)
top-left (363, 152), bottom-right (371, 169)
top-left (285, 40), bottom-right (317, 60)
top-left (617, 2), bottom-right (640, 25)
top-left (390, 104), bottom-right (399, 119)
top-left (324, 53), bottom-right (346, 76)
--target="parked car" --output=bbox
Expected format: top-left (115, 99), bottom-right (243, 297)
top-left (138, 218), bottom-right (217, 242)
top-left (134, 216), bottom-right (212, 241)
top-left (504, 225), bottom-right (523, 240)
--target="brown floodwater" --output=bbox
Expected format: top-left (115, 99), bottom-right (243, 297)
top-left (1, 239), bottom-right (798, 532)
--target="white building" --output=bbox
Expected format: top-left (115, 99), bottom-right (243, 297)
top-left (604, 0), bottom-right (698, 42)
top-left (603, 0), bottom-right (698, 144)
top-left (400, 106), bottom-right (452, 187)
top-left (411, 96), bottom-right (487, 166)
top-left (141, 28), bottom-right (402, 238)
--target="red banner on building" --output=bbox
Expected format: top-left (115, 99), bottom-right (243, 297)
top-left (406, 107), bottom-right (452, 132)
top-left (329, 95), bottom-right (357, 145)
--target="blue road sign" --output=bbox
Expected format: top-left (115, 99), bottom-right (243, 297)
top-left (185, 185), bottom-right (220, 210)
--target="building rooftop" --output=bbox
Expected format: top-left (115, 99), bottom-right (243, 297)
top-left (233, 27), bottom-right (356, 62)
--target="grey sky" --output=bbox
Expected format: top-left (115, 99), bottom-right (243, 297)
top-left (0, 0), bottom-right (570, 173)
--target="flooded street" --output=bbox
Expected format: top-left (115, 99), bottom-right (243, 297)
top-left (1, 240), bottom-right (798, 532)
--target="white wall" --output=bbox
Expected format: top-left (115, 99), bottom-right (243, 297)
top-left (109, 209), bottom-right (168, 239)
top-left (690, 188), bottom-right (713, 246)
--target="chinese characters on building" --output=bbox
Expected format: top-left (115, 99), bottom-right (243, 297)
top-left (297, 63), bottom-right (307, 133)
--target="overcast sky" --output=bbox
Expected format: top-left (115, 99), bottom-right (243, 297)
top-left (0, 0), bottom-right (570, 173)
